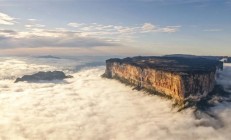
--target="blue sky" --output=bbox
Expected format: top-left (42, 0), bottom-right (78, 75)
top-left (0, 0), bottom-right (230, 56)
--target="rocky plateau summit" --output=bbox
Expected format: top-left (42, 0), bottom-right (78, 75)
top-left (103, 56), bottom-right (224, 107)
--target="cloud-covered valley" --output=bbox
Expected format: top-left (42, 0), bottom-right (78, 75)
top-left (0, 57), bottom-right (231, 140)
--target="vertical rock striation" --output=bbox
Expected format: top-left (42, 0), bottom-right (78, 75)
top-left (103, 56), bottom-right (223, 104)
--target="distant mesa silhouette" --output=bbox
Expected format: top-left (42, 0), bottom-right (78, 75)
top-left (35, 55), bottom-right (61, 59)
top-left (15, 71), bottom-right (73, 83)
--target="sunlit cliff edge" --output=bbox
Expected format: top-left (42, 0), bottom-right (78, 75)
top-left (103, 56), bottom-right (223, 106)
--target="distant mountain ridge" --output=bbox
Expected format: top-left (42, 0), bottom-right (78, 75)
top-left (35, 55), bottom-right (61, 59)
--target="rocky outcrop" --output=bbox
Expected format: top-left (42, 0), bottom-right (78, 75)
top-left (103, 56), bottom-right (223, 104)
top-left (15, 71), bottom-right (73, 83)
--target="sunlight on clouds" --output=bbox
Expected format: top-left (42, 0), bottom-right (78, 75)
top-left (25, 24), bottom-right (46, 28)
top-left (142, 23), bottom-right (156, 32)
top-left (28, 18), bottom-right (37, 22)
top-left (67, 22), bottom-right (180, 35)
top-left (161, 26), bottom-right (181, 33)
top-left (0, 12), bottom-right (16, 25)
top-left (0, 11), bottom-right (181, 55)
top-left (67, 22), bottom-right (84, 27)
top-left (0, 58), bottom-right (231, 140)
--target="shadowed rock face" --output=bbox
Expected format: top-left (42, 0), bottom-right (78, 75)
top-left (103, 56), bottom-right (223, 104)
top-left (15, 71), bottom-right (73, 83)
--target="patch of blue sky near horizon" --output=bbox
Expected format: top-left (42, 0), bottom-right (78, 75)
top-left (0, 11), bottom-right (181, 56)
top-left (0, 0), bottom-right (230, 56)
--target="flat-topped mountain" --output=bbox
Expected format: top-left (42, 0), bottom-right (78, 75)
top-left (103, 56), bottom-right (223, 105)
top-left (106, 56), bottom-right (223, 74)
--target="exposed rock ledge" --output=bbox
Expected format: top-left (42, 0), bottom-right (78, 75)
top-left (15, 71), bottom-right (73, 83)
top-left (103, 56), bottom-right (223, 105)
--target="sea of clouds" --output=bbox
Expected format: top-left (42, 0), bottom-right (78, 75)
top-left (0, 57), bottom-right (231, 140)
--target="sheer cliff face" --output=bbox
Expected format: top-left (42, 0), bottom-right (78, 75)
top-left (182, 72), bottom-right (215, 98)
top-left (105, 61), bottom-right (217, 103)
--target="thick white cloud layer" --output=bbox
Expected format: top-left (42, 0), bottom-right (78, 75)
top-left (0, 57), bottom-right (231, 140)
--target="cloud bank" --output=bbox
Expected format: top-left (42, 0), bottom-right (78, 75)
top-left (67, 22), bottom-right (180, 34)
top-left (0, 29), bottom-right (118, 48)
top-left (0, 57), bottom-right (231, 140)
top-left (0, 11), bottom-right (180, 54)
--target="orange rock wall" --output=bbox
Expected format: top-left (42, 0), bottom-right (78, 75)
top-left (105, 62), bottom-right (216, 103)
